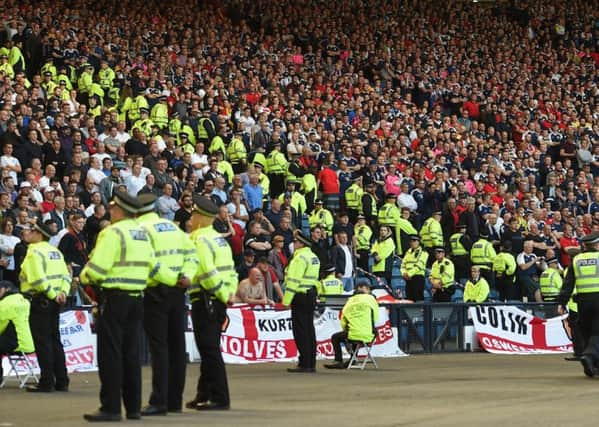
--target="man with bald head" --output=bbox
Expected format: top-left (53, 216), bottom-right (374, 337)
top-left (236, 267), bottom-right (273, 305)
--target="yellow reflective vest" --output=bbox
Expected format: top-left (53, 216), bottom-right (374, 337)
top-left (138, 212), bottom-right (199, 287)
top-left (463, 278), bottom-right (490, 303)
top-left (345, 183), bottom-right (363, 211)
top-left (449, 233), bottom-right (468, 256)
top-left (20, 241), bottom-right (71, 300)
top-left (227, 137), bottom-right (247, 165)
top-left (283, 246), bottom-right (320, 305)
top-left (400, 247), bottom-right (428, 277)
top-left (430, 258), bottom-right (455, 288)
top-left (190, 225), bottom-right (238, 304)
top-left (0, 293), bottom-right (35, 353)
top-left (309, 208), bottom-right (334, 235)
top-left (318, 273), bottom-right (343, 302)
top-left (470, 239), bottom-right (496, 269)
top-left (341, 293), bottom-right (379, 343)
top-left (540, 267), bottom-right (562, 298)
top-left (572, 252), bottom-right (599, 294)
top-left (372, 237), bottom-right (395, 274)
top-left (419, 217), bottom-right (443, 248)
top-left (98, 67), bottom-right (115, 90)
top-left (265, 150), bottom-right (287, 174)
top-left (493, 252), bottom-right (516, 276)
top-left (395, 217), bottom-right (417, 256)
top-left (379, 202), bottom-right (400, 227)
top-left (151, 103), bottom-right (169, 129)
top-left (278, 191), bottom-right (307, 217)
top-left (81, 218), bottom-right (170, 291)
top-left (355, 224), bottom-right (373, 251)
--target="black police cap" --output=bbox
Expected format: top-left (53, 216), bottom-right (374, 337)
top-left (191, 194), bottom-right (218, 217)
top-left (112, 192), bottom-right (142, 214)
top-left (137, 193), bottom-right (158, 214)
top-left (33, 221), bottom-right (56, 240)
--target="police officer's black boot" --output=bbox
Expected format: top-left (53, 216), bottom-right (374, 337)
top-left (580, 336), bottom-right (599, 377)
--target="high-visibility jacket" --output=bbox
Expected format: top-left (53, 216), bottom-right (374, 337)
top-left (127, 95), bottom-right (149, 122)
top-left (151, 103), bottom-right (169, 128)
top-left (89, 105), bottom-right (102, 118)
top-left (395, 217), bottom-right (417, 256)
top-left (132, 118), bottom-right (155, 137)
top-left (355, 224), bottom-right (373, 251)
top-left (318, 273), bottom-right (343, 302)
top-left (470, 239), bottom-right (496, 269)
top-left (77, 70), bottom-right (93, 94)
top-left (362, 193), bottom-right (377, 217)
top-left (41, 62), bottom-right (57, 79)
top-left (253, 153), bottom-right (267, 169)
top-left (540, 267), bottom-right (562, 299)
top-left (169, 118), bottom-right (182, 141)
top-left (283, 246), bottom-right (320, 306)
top-left (430, 258), bottom-right (455, 289)
top-left (572, 252), bottom-right (599, 294)
top-left (227, 137), bottom-right (247, 165)
top-left (278, 191), bottom-right (307, 217)
top-left (218, 160), bottom-right (234, 184)
top-left (309, 208), bottom-right (334, 235)
top-left (9, 46), bottom-right (25, 70)
top-left (258, 172), bottom-right (270, 197)
top-left (20, 241), bottom-right (71, 300)
top-left (56, 73), bottom-right (72, 90)
top-left (41, 80), bottom-right (58, 97)
top-left (340, 293), bottom-right (379, 343)
top-left (265, 150), bottom-right (287, 174)
top-left (449, 233), bottom-right (468, 256)
top-left (197, 117), bottom-right (214, 140)
top-left (372, 237), bottom-right (395, 274)
top-left (301, 174), bottom-right (317, 204)
top-left (190, 225), bottom-right (238, 304)
top-left (463, 278), bottom-right (490, 303)
top-left (81, 218), bottom-right (170, 291)
top-left (379, 202), bottom-right (400, 227)
top-left (420, 217), bottom-right (443, 249)
top-left (138, 212), bottom-right (199, 287)
top-left (89, 83), bottom-right (104, 104)
top-left (345, 184), bottom-right (363, 211)
top-left (98, 67), bottom-right (115, 90)
top-left (209, 135), bottom-right (226, 156)
top-left (400, 247), bottom-right (428, 277)
top-left (0, 293), bottom-right (35, 353)
top-left (493, 252), bottom-right (517, 276)
top-left (0, 62), bottom-right (14, 79)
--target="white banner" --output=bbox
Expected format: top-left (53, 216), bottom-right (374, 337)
top-left (2, 311), bottom-right (97, 377)
top-left (213, 306), bottom-right (405, 364)
top-left (468, 305), bottom-right (573, 354)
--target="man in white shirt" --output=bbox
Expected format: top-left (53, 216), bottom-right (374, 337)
top-left (190, 142), bottom-right (208, 179)
top-left (331, 231), bottom-right (355, 291)
top-left (397, 182), bottom-right (418, 212)
top-left (87, 157), bottom-right (106, 192)
top-left (0, 142), bottom-right (21, 183)
top-left (156, 184), bottom-right (179, 220)
top-left (38, 164), bottom-right (57, 191)
top-left (116, 120), bottom-right (131, 144)
top-left (125, 164), bottom-right (146, 196)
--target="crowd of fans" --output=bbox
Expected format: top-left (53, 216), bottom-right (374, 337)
top-left (0, 0), bottom-right (598, 303)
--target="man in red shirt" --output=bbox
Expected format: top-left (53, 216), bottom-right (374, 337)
top-left (40, 187), bottom-right (56, 214)
top-left (559, 224), bottom-right (580, 267)
top-left (317, 161), bottom-right (340, 212)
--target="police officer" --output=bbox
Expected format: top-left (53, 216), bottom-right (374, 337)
top-left (186, 194), bottom-right (237, 410)
top-left (558, 232), bottom-right (599, 377)
top-left (324, 280), bottom-right (379, 369)
top-left (308, 199), bottom-right (334, 239)
top-left (318, 265), bottom-right (344, 303)
top-left (430, 247), bottom-right (455, 302)
top-left (0, 281), bottom-right (35, 384)
top-left (354, 215), bottom-right (373, 270)
top-left (449, 224), bottom-right (471, 282)
top-left (539, 257), bottom-right (562, 302)
top-left (284, 230), bottom-right (320, 373)
top-left (563, 247), bottom-right (585, 362)
top-left (420, 210), bottom-right (444, 267)
top-left (345, 177), bottom-right (363, 224)
top-left (20, 222), bottom-right (71, 393)
top-left (470, 229), bottom-right (496, 289)
top-left (372, 225), bottom-right (396, 286)
top-left (361, 182), bottom-right (378, 230)
top-left (265, 141), bottom-right (288, 197)
top-left (400, 235), bottom-right (428, 302)
top-left (463, 266), bottom-right (490, 303)
top-left (82, 192), bottom-right (170, 422)
top-left (395, 207), bottom-right (417, 257)
top-left (136, 194), bottom-right (199, 416)
top-left (493, 240), bottom-right (518, 301)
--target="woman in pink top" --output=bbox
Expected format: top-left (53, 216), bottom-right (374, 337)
top-left (384, 164), bottom-right (402, 196)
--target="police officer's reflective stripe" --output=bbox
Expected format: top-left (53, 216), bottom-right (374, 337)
top-left (115, 261), bottom-right (149, 267)
top-left (32, 249), bottom-right (48, 272)
top-left (198, 237), bottom-right (216, 257)
top-left (114, 227), bottom-right (128, 263)
top-left (148, 263), bottom-right (161, 278)
top-left (105, 278), bottom-right (148, 285)
top-left (155, 248), bottom-right (194, 257)
top-left (574, 258), bottom-right (599, 279)
top-left (196, 265), bottom-right (234, 281)
top-left (28, 274), bottom-right (70, 288)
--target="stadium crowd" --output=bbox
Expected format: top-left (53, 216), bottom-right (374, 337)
top-left (0, 0), bottom-right (598, 304)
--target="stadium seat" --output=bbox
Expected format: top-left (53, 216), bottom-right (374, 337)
top-left (0, 352), bottom-right (39, 389)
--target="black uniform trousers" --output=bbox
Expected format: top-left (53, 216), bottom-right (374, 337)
top-left (432, 286), bottom-right (455, 303)
top-left (576, 294), bottom-right (599, 367)
top-left (269, 174), bottom-right (285, 198)
top-left (96, 291), bottom-right (143, 415)
top-left (568, 310), bottom-right (585, 358)
top-left (191, 292), bottom-right (230, 406)
top-left (291, 287), bottom-right (317, 369)
top-left (496, 274), bottom-right (519, 301)
top-left (405, 275), bottom-right (425, 302)
top-left (357, 250), bottom-right (370, 271)
top-left (144, 285), bottom-right (187, 411)
top-left (452, 255), bottom-right (470, 283)
top-left (0, 321), bottom-right (18, 379)
top-left (29, 296), bottom-right (68, 389)
top-left (331, 330), bottom-right (349, 362)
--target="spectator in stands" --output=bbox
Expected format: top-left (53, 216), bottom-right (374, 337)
top-left (256, 257), bottom-right (284, 303)
top-left (517, 241), bottom-right (543, 302)
top-left (236, 267), bottom-right (274, 306)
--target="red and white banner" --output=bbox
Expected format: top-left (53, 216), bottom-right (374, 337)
top-left (2, 311), bottom-right (97, 377)
top-left (469, 306), bottom-right (573, 354)
top-left (186, 306), bottom-right (405, 363)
